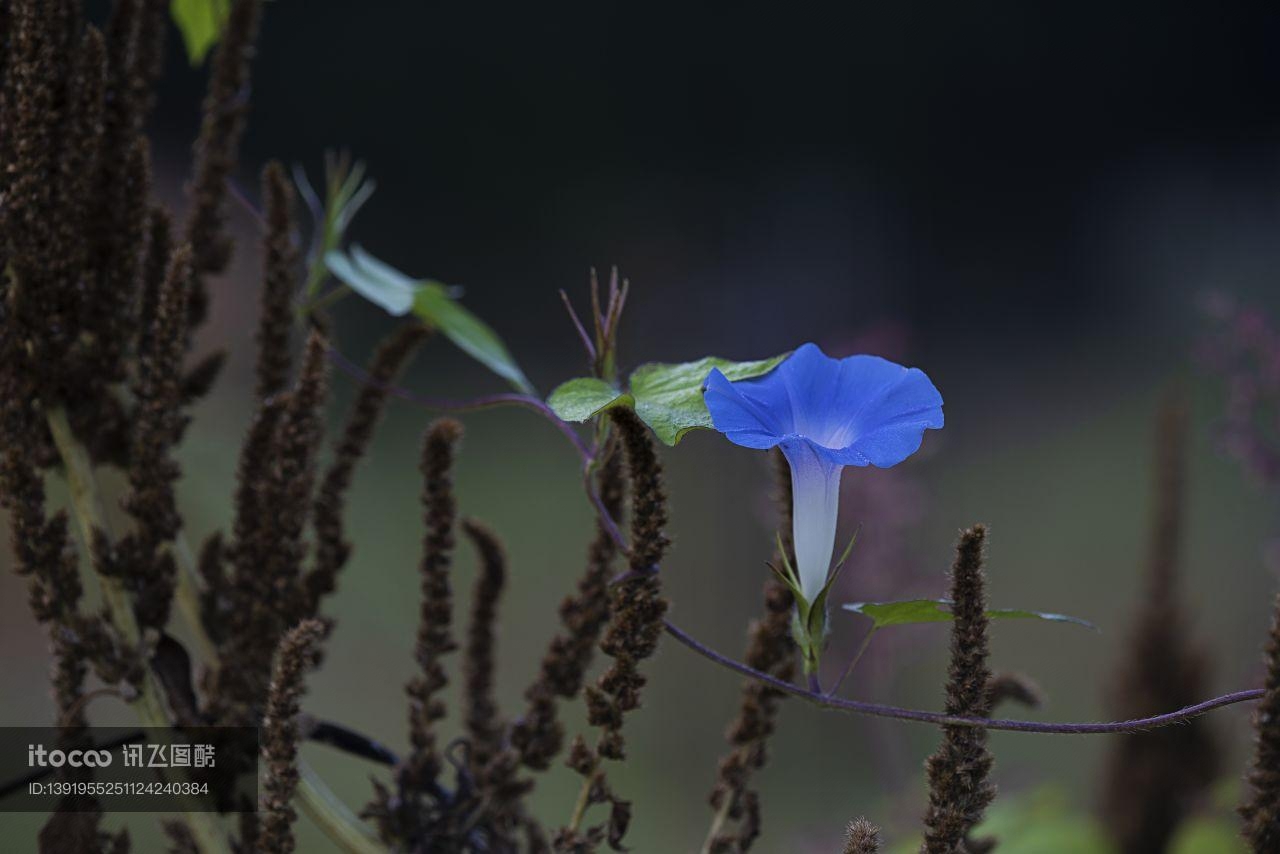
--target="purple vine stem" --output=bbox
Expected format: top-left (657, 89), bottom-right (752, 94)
top-left (326, 342), bottom-right (592, 459)
top-left (326, 342), bottom-right (1266, 735)
top-left (662, 620), bottom-right (1262, 733)
top-left (326, 342), bottom-right (625, 547)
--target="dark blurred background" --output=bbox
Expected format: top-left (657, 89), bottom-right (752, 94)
top-left (7, 1), bottom-right (1280, 849)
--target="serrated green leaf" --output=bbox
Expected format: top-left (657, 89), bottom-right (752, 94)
top-left (170, 0), bottom-right (231, 66)
top-left (413, 283), bottom-right (534, 394)
top-left (546, 378), bottom-right (632, 422)
top-left (325, 247), bottom-right (417, 315)
top-left (841, 598), bottom-right (1096, 631)
top-left (627, 354), bottom-right (789, 445)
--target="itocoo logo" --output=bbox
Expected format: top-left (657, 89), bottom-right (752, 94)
top-left (27, 744), bottom-right (113, 768)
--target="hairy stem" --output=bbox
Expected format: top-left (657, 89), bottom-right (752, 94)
top-left (46, 407), bottom-right (233, 854)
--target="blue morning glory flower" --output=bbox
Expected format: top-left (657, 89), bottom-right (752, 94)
top-left (703, 343), bottom-right (944, 608)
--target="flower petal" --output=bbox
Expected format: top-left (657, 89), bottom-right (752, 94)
top-left (837, 361), bottom-right (943, 467)
top-left (773, 343), bottom-right (846, 442)
top-left (703, 367), bottom-right (789, 450)
top-left (779, 436), bottom-right (844, 602)
top-left (704, 342), bottom-right (943, 468)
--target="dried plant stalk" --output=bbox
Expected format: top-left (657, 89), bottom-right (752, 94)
top-left (557, 409), bottom-right (670, 853)
top-left (920, 525), bottom-right (996, 854)
top-left (1103, 395), bottom-right (1219, 852)
top-left (703, 450), bottom-right (796, 854)
top-left (259, 619), bottom-right (326, 854)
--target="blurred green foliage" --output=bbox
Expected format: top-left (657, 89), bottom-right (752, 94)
top-left (169, 0), bottom-right (229, 65)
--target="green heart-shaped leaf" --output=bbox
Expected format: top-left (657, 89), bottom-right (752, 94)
top-left (325, 247), bottom-right (418, 315)
top-left (327, 248), bottom-right (533, 393)
top-left (413, 283), bottom-right (534, 394)
top-left (546, 378), bottom-right (633, 422)
top-left (627, 354), bottom-right (789, 445)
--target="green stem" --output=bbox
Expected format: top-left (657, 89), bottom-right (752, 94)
top-left (299, 284), bottom-right (351, 318)
top-left (172, 534), bottom-right (217, 663)
top-left (565, 763), bottom-right (601, 835)
top-left (46, 407), bottom-right (233, 854)
top-left (700, 796), bottom-right (734, 854)
top-left (48, 409), bottom-right (144, 649)
top-left (297, 764), bottom-right (386, 854)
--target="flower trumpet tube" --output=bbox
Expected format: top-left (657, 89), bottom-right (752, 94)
top-left (703, 343), bottom-right (943, 671)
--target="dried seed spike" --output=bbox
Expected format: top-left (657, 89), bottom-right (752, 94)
top-left (208, 332), bottom-right (328, 726)
top-left (460, 517), bottom-right (507, 776)
top-left (258, 619), bottom-right (325, 854)
top-left (401, 417), bottom-right (464, 791)
top-left (127, 0), bottom-right (168, 120)
top-left (180, 351), bottom-right (226, 406)
top-left (120, 243), bottom-right (194, 630)
top-left (1104, 394), bottom-right (1219, 852)
top-left (136, 207), bottom-right (173, 362)
top-left (63, 26), bottom-right (107, 283)
top-left (610, 407), bottom-right (668, 571)
top-left (844, 818), bottom-right (881, 854)
top-left (185, 0), bottom-right (263, 279)
top-left (1243, 591), bottom-right (1280, 850)
top-left (269, 330), bottom-right (330, 627)
top-left (0, 354), bottom-right (84, 631)
top-left (920, 525), bottom-right (996, 854)
top-left (559, 409), bottom-right (670, 848)
top-left (987, 672), bottom-right (1044, 710)
top-left (103, 0), bottom-right (167, 140)
top-left (509, 432), bottom-right (625, 773)
top-left (257, 160), bottom-right (298, 401)
top-left (703, 450), bottom-right (796, 853)
top-left (4, 0), bottom-right (87, 390)
top-left (162, 822), bottom-right (197, 854)
top-left (306, 323), bottom-right (428, 614)
top-left (93, 135), bottom-right (151, 378)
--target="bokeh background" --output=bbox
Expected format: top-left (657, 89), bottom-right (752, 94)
top-left (6, 1), bottom-right (1280, 849)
